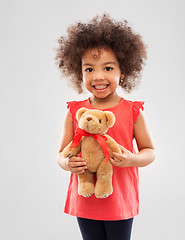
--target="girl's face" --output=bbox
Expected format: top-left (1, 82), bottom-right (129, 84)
top-left (81, 47), bottom-right (125, 100)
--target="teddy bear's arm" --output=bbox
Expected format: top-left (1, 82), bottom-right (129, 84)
top-left (62, 140), bottom-right (81, 158)
top-left (105, 135), bottom-right (122, 162)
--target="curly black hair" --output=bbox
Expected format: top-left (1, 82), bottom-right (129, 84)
top-left (55, 14), bottom-right (147, 93)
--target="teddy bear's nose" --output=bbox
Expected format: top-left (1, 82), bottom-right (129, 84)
top-left (87, 117), bottom-right (92, 121)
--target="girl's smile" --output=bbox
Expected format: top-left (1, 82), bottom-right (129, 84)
top-left (92, 84), bottom-right (109, 91)
top-left (81, 47), bottom-right (125, 102)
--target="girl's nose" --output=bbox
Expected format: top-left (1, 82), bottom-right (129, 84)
top-left (94, 71), bottom-right (105, 80)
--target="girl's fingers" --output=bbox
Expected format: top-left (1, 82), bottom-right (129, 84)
top-left (67, 157), bottom-right (87, 174)
top-left (72, 166), bottom-right (87, 174)
top-left (112, 152), bottom-right (121, 157)
top-left (70, 157), bottom-right (85, 162)
top-left (67, 157), bottom-right (86, 167)
top-left (70, 161), bottom-right (86, 167)
top-left (109, 157), bottom-right (120, 166)
top-left (69, 162), bottom-right (87, 171)
top-left (112, 152), bottom-right (126, 160)
top-left (118, 145), bottom-right (128, 153)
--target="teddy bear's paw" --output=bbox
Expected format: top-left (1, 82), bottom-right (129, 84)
top-left (67, 151), bottom-right (73, 158)
top-left (83, 193), bottom-right (94, 198)
top-left (95, 191), bottom-right (113, 199)
top-left (100, 194), bottom-right (111, 199)
top-left (78, 182), bottom-right (94, 198)
top-left (94, 184), bottom-right (113, 199)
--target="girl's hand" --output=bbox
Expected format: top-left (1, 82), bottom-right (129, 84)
top-left (109, 145), bottom-right (135, 168)
top-left (67, 156), bottom-right (87, 174)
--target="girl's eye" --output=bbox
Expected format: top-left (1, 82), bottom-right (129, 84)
top-left (85, 68), bottom-right (93, 72)
top-left (105, 67), bottom-right (113, 71)
top-left (99, 119), bottom-right (101, 123)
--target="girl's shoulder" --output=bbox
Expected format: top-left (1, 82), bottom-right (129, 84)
top-left (66, 100), bottom-right (77, 110)
top-left (121, 98), bottom-right (145, 123)
top-left (66, 99), bottom-right (89, 120)
top-left (132, 100), bottom-right (145, 123)
top-left (67, 99), bottom-right (89, 109)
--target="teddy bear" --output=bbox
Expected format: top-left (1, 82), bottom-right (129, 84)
top-left (62, 107), bottom-right (121, 198)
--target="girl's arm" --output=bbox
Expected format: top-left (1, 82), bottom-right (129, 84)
top-left (57, 110), bottom-right (87, 173)
top-left (110, 111), bottom-right (156, 168)
top-left (57, 110), bottom-right (74, 171)
top-left (132, 111), bottom-right (155, 167)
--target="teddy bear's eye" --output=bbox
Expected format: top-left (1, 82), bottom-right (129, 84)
top-left (99, 119), bottom-right (101, 123)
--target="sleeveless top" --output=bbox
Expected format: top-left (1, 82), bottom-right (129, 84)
top-left (64, 97), bottom-right (144, 220)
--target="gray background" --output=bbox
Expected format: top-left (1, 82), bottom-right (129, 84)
top-left (1, 0), bottom-right (185, 239)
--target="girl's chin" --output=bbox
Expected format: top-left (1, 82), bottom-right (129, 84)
top-left (92, 91), bottom-right (110, 99)
top-left (92, 92), bottom-right (116, 100)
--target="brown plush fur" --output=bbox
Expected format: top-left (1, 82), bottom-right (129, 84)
top-left (62, 108), bottom-right (121, 198)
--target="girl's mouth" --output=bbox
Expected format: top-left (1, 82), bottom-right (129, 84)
top-left (92, 84), bottom-right (109, 90)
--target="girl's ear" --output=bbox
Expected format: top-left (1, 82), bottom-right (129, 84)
top-left (120, 73), bottom-right (125, 79)
top-left (120, 66), bottom-right (126, 79)
top-left (104, 111), bottom-right (115, 128)
top-left (76, 107), bottom-right (88, 121)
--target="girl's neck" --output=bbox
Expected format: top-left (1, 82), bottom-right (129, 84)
top-left (89, 92), bottom-right (122, 109)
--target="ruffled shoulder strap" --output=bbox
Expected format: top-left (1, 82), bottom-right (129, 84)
top-left (67, 101), bottom-right (77, 110)
top-left (132, 101), bottom-right (145, 123)
top-left (66, 101), bottom-right (78, 121)
top-left (66, 99), bottom-right (89, 121)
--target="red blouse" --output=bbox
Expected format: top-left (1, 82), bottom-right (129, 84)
top-left (64, 98), bottom-right (144, 220)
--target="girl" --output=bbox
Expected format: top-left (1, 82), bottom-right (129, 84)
top-left (55, 14), bottom-right (155, 240)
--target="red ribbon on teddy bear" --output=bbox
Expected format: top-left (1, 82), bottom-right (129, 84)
top-left (70, 127), bottom-right (110, 163)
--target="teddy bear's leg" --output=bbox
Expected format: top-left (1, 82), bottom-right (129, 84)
top-left (95, 158), bottom-right (113, 198)
top-left (78, 170), bottom-right (94, 197)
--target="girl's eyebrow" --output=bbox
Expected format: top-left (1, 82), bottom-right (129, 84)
top-left (104, 62), bottom-right (116, 65)
top-left (82, 63), bottom-right (94, 67)
top-left (82, 62), bottom-right (116, 67)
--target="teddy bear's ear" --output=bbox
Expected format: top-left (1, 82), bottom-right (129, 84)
top-left (76, 107), bottom-right (88, 121)
top-left (104, 111), bottom-right (115, 128)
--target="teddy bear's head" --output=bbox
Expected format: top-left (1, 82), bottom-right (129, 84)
top-left (76, 107), bottom-right (115, 135)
